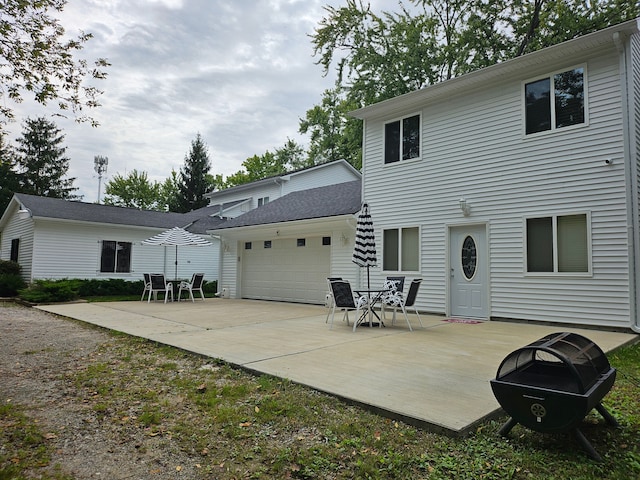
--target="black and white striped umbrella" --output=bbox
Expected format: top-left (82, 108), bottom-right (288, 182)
top-left (352, 203), bottom-right (377, 288)
top-left (142, 226), bottom-right (211, 282)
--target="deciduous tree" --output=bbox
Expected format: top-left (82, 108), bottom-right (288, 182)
top-left (103, 170), bottom-right (162, 210)
top-left (223, 139), bottom-right (309, 188)
top-left (303, 0), bottom-right (638, 168)
top-left (0, 0), bottom-right (109, 128)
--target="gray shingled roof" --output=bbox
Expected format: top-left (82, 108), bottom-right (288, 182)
top-left (213, 180), bottom-right (362, 230)
top-left (13, 193), bottom-right (227, 233)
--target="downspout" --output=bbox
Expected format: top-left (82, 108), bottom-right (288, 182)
top-left (614, 31), bottom-right (640, 333)
top-left (209, 234), bottom-right (223, 296)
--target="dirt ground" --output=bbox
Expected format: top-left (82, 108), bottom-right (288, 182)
top-left (0, 302), bottom-right (211, 479)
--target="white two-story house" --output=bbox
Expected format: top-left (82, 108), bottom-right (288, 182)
top-left (350, 19), bottom-right (640, 332)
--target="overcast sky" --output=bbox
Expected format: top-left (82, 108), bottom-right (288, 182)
top-left (5, 0), bottom-right (405, 202)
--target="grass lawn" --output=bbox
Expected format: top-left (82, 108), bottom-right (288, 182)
top-left (2, 320), bottom-right (639, 479)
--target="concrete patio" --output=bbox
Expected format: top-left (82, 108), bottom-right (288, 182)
top-left (37, 299), bottom-right (637, 436)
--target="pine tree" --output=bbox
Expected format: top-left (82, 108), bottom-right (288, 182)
top-left (175, 134), bottom-right (215, 213)
top-left (0, 133), bottom-right (20, 212)
top-left (15, 117), bottom-right (79, 199)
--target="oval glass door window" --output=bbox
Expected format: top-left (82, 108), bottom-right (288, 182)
top-left (461, 235), bottom-right (477, 280)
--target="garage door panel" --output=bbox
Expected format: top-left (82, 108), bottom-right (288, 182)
top-left (241, 237), bottom-right (330, 304)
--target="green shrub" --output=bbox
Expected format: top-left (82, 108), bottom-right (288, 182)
top-left (0, 273), bottom-right (26, 296)
top-left (203, 279), bottom-right (217, 294)
top-left (19, 279), bottom-right (79, 303)
top-left (77, 278), bottom-right (144, 297)
top-left (0, 260), bottom-right (21, 275)
top-left (16, 277), bottom-right (217, 302)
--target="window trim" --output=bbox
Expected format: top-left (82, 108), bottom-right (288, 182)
top-left (523, 212), bottom-right (592, 277)
top-left (382, 226), bottom-right (421, 273)
top-left (10, 238), bottom-right (19, 262)
top-left (522, 64), bottom-right (589, 138)
top-left (383, 112), bottom-right (422, 165)
top-left (99, 240), bottom-right (133, 274)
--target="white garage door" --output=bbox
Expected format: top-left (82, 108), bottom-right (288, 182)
top-left (241, 236), bottom-right (330, 304)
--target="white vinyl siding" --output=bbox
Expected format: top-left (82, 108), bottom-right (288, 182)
top-left (361, 45), bottom-right (631, 328)
top-left (207, 161), bottom-right (360, 218)
top-left (0, 214), bottom-right (34, 280)
top-left (280, 162), bottom-right (360, 194)
top-left (25, 221), bottom-right (218, 282)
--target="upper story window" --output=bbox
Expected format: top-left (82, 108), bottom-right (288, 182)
top-left (525, 67), bottom-right (585, 135)
top-left (384, 114), bottom-right (420, 164)
top-left (526, 213), bottom-right (590, 274)
top-left (100, 240), bottom-right (132, 273)
top-left (258, 197), bottom-right (269, 207)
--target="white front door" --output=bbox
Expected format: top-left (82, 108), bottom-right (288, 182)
top-left (449, 225), bottom-right (488, 319)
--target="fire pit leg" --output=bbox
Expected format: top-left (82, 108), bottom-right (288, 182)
top-left (595, 403), bottom-right (619, 427)
top-left (572, 429), bottom-right (602, 462)
top-left (498, 417), bottom-right (518, 437)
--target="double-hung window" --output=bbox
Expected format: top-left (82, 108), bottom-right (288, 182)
top-left (384, 114), bottom-right (420, 164)
top-left (383, 227), bottom-right (419, 271)
top-left (524, 66), bottom-right (586, 135)
top-left (100, 240), bottom-right (132, 273)
top-left (526, 214), bottom-right (590, 274)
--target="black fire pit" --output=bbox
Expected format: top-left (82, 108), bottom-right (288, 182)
top-left (490, 332), bottom-right (618, 460)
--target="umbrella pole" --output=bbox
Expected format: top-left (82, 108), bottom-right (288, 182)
top-left (174, 245), bottom-right (178, 298)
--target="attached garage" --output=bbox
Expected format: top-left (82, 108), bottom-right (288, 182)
top-left (210, 180), bottom-right (362, 303)
top-left (241, 236), bottom-right (330, 304)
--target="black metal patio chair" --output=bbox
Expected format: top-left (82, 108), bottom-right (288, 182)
top-left (381, 278), bottom-right (424, 331)
top-left (178, 273), bottom-right (205, 302)
top-left (148, 274), bottom-right (173, 303)
top-left (327, 280), bottom-right (368, 330)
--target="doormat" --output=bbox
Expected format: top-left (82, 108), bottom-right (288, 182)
top-left (442, 318), bottom-right (483, 324)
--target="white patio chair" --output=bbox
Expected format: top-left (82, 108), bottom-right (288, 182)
top-left (148, 274), bottom-right (173, 303)
top-left (380, 275), bottom-right (405, 323)
top-left (178, 273), bottom-right (205, 302)
top-left (381, 278), bottom-right (424, 331)
top-left (140, 273), bottom-right (152, 301)
top-left (324, 277), bottom-right (343, 323)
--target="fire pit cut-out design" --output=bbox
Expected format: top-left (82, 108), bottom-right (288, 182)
top-left (490, 332), bottom-right (618, 461)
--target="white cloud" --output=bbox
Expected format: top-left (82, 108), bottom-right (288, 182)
top-left (5, 0), bottom-right (402, 202)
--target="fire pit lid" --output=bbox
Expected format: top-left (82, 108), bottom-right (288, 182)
top-left (495, 332), bottom-right (611, 394)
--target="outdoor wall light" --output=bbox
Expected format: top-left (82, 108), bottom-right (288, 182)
top-left (459, 197), bottom-right (471, 216)
top-left (18, 207), bottom-right (32, 220)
